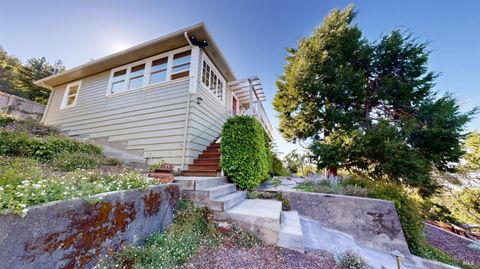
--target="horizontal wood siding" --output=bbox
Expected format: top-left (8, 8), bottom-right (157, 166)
top-left (184, 51), bottom-right (232, 165)
top-left (43, 70), bottom-right (190, 165)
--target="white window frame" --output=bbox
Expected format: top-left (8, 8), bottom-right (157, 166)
top-left (60, 80), bottom-right (82, 109)
top-left (200, 53), bottom-right (227, 104)
top-left (106, 46), bottom-right (191, 96)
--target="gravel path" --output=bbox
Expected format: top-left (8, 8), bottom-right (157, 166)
top-left (181, 244), bottom-right (338, 269)
top-left (424, 223), bottom-right (480, 266)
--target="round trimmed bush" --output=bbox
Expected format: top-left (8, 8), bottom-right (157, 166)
top-left (220, 116), bottom-right (270, 189)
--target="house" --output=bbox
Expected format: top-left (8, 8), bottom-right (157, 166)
top-left (35, 23), bottom-right (273, 176)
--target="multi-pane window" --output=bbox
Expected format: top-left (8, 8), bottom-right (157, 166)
top-left (201, 59), bottom-right (224, 102)
top-left (150, 57), bottom-right (167, 84)
top-left (107, 48), bottom-right (191, 95)
top-left (61, 81), bottom-right (81, 108)
top-left (171, 50), bottom-right (191, 79)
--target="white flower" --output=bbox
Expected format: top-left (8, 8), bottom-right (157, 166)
top-left (19, 204), bottom-right (26, 208)
top-left (33, 184), bottom-right (41, 189)
top-left (0, 187), bottom-right (4, 191)
top-left (21, 180), bottom-right (29, 185)
top-left (22, 208), bottom-right (28, 214)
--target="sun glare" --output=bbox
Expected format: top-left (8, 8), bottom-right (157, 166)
top-left (111, 42), bottom-right (130, 53)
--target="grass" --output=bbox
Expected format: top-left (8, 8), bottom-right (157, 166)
top-left (96, 201), bottom-right (259, 269)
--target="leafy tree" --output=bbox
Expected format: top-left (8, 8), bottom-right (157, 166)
top-left (0, 47), bottom-right (25, 97)
top-left (461, 131), bottom-right (480, 171)
top-left (273, 5), bottom-right (475, 194)
top-left (19, 57), bottom-right (64, 104)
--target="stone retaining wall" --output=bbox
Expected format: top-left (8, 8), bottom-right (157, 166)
top-left (0, 184), bottom-right (180, 269)
top-left (281, 190), bottom-right (410, 253)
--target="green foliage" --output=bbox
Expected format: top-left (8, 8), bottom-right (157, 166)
top-left (273, 5), bottom-right (475, 194)
top-left (247, 191), bottom-right (291, 210)
top-left (338, 251), bottom-right (368, 269)
top-left (272, 155), bottom-right (289, 176)
top-left (220, 116), bottom-right (270, 189)
top-left (296, 180), bottom-right (369, 197)
top-left (0, 114), bottom-right (59, 136)
top-left (50, 152), bottom-right (101, 171)
top-left (461, 131), bottom-right (480, 171)
top-left (0, 157), bottom-right (155, 216)
top-left (103, 157), bottom-right (122, 166)
top-left (423, 188), bottom-right (480, 225)
top-left (105, 201), bottom-right (259, 268)
top-left (0, 47), bottom-right (64, 104)
top-left (0, 130), bottom-right (102, 161)
top-left (148, 160), bottom-right (173, 172)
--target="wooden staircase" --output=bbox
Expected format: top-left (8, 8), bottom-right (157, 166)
top-left (182, 140), bottom-right (221, 176)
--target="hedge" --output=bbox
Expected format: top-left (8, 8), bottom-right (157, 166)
top-left (220, 116), bottom-right (270, 189)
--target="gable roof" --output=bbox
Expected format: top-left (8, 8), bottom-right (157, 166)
top-left (35, 22), bottom-right (236, 89)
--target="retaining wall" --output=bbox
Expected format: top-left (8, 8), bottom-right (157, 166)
top-left (0, 91), bottom-right (45, 120)
top-left (0, 184), bottom-right (180, 269)
top-left (281, 190), bottom-right (410, 253)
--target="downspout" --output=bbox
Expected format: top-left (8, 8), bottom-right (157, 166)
top-left (180, 31), bottom-right (194, 169)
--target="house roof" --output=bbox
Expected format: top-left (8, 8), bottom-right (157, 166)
top-left (35, 22), bottom-right (236, 89)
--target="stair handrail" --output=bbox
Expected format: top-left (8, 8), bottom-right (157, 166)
top-left (190, 109), bottom-right (232, 144)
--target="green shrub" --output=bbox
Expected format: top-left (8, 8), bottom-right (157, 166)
top-left (220, 116), bottom-right (270, 189)
top-left (0, 130), bottom-right (102, 161)
top-left (103, 157), bottom-right (122, 166)
top-left (0, 114), bottom-right (16, 126)
top-left (51, 152), bottom-right (101, 171)
top-left (272, 155), bottom-right (289, 176)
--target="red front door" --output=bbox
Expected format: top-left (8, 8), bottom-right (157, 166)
top-left (232, 96), bottom-right (238, 115)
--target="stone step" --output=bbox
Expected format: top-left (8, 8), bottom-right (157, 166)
top-left (208, 191), bottom-right (246, 211)
top-left (181, 183), bottom-right (236, 206)
top-left (277, 211), bottom-right (304, 253)
top-left (214, 199), bottom-right (282, 244)
top-left (174, 176), bottom-right (227, 191)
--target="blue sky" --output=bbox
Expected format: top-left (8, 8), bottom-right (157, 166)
top-left (1, 0), bottom-right (479, 155)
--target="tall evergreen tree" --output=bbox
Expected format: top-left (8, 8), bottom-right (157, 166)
top-left (0, 47), bottom-right (25, 97)
top-left (19, 57), bottom-right (64, 104)
top-left (273, 6), bottom-right (475, 194)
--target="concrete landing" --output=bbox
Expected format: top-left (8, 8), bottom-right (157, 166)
top-left (214, 199), bottom-right (282, 244)
top-left (301, 217), bottom-right (459, 269)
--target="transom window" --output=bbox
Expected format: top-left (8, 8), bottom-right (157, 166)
top-left (107, 47), bottom-right (191, 95)
top-left (61, 81), bottom-right (81, 109)
top-left (201, 58), bottom-right (225, 102)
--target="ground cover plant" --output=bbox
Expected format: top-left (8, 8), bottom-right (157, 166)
top-left (97, 201), bottom-right (259, 269)
top-left (0, 114), bottom-right (154, 216)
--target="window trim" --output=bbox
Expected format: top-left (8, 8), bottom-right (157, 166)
top-left (106, 46), bottom-right (191, 96)
top-left (200, 53), bottom-right (226, 105)
top-left (60, 80), bottom-right (82, 109)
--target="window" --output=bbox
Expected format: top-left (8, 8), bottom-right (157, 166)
top-left (201, 58), bottom-right (225, 102)
top-left (61, 81), bottom-right (81, 108)
top-left (107, 47), bottom-right (191, 95)
top-left (111, 69), bottom-right (127, 93)
top-left (171, 50), bottom-right (191, 79)
top-left (150, 57), bottom-right (167, 84)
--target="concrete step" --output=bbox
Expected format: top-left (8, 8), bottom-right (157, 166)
top-left (199, 183), bottom-right (236, 199)
top-left (208, 191), bottom-right (246, 211)
top-left (277, 211), bottom-right (304, 253)
top-left (214, 199), bottom-right (282, 244)
top-left (173, 176), bottom-right (227, 191)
